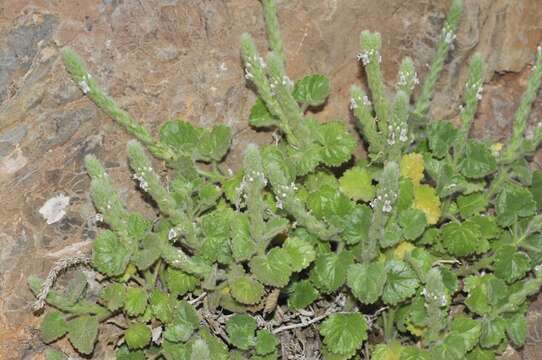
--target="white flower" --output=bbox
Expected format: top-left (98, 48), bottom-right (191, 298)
top-left (244, 68), bottom-right (254, 80)
top-left (95, 213), bottom-right (104, 223)
top-left (168, 228), bottom-right (178, 241)
top-left (78, 80), bottom-right (90, 94)
top-left (382, 200), bottom-right (392, 213)
top-left (399, 127), bottom-right (408, 143)
top-left (349, 98), bottom-right (358, 110)
top-left (443, 30), bottom-right (456, 45)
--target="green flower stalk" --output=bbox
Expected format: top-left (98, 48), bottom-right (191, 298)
top-left (63, 49), bottom-right (174, 161)
top-left (454, 54), bottom-right (485, 159)
top-left (422, 268), bottom-right (449, 346)
top-left (242, 144), bottom-right (268, 243)
top-left (502, 45), bottom-right (542, 162)
top-left (158, 236), bottom-right (213, 278)
top-left (127, 141), bottom-right (179, 221)
top-left (359, 31), bottom-right (390, 138)
top-left (388, 90), bottom-right (410, 160)
top-left (414, 0), bottom-right (463, 119)
top-left (362, 161), bottom-right (400, 263)
top-left (396, 57), bottom-right (418, 100)
top-left (261, 0), bottom-right (284, 62)
top-left (350, 85), bottom-right (383, 154)
top-left (264, 159), bottom-right (336, 240)
top-left (84, 155), bottom-right (130, 242)
top-left (240, 35), bottom-right (293, 136)
top-left (127, 140), bottom-right (200, 249)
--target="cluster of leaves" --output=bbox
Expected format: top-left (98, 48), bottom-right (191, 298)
top-left (30, 0), bottom-right (542, 359)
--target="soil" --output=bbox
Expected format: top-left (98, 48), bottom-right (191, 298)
top-left (1, 0), bottom-right (541, 358)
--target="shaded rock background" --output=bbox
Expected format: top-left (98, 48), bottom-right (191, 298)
top-left (0, 0), bottom-right (541, 358)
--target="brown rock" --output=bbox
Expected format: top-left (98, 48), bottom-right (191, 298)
top-left (0, 0), bottom-right (541, 358)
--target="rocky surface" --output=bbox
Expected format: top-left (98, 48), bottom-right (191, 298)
top-left (0, 0), bottom-right (541, 358)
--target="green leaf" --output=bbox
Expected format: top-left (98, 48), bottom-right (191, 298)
top-left (124, 287), bottom-right (147, 317)
top-left (288, 280), bottom-right (319, 310)
top-left (63, 271), bottom-right (87, 306)
top-left (190, 338), bottom-right (211, 359)
top-left (165, 268), bottom-right (199, 297)
top-left (124, 323), bottom-right (151, 350)
top-left (164, 301), bottom-right (200, 343)
top-left (250, 248), bottom-right (293, 287)
top-left (346, 262), bottom-right (386, 304)
top-left (480, 316), bottom-right (506, 348)
top-left (223, 170), bottom-right (244, 204)
top-left (92, 230), bottom-right (130, 276)
top-left (229, 274), bottom-right (264, 305)
top-left (198, 183), bottom-right (222, 209)
top-left (406, 248), bottom-right (434, 276)
top-left (255, 330), bottom-right (278, 355)
top-left (292, 74), bottom-right (330, 107)
top-left (249, 98), bottom-right (277, 127)
top-left (342, 205), bottom-right (372, 245)
top-left (457, 193), bottom-right (488, 218)
top-left (316, 121), bottom-right (356, 167)
top-left (226, 314), bottom-right (257, 350)
top-left (310, 252), bottom-right (354, 294)
top-left (466, 347), bottom-right (495, 360)
top-left (149, 290), bottom-right (174, 323)
top-left (399, 208), bottom-right (427, 240)
top-left (431, 334), bottom-right (466, 360)
top-left (66, 316), bottom-right (99, 355)
top-left (283, 237), bottom-right (316, 272)
top-left (496, 184), bottom-right (537, 226)
top-left (199, 124), bottom-right (232, 161)
top-left (160, 120), bottom-right (202, 154)
top-left (494, 245), bottom-right (531, 283)
top-left (381, 222), bottom-right (403, 248)
top-left (440, 221), bottom-right (481, 257)
top-left (506, 313), bottom-right (527, 347)
top-left (530, 170), bottom-right (542, 209)
top-left (199, 328), bottom-right (229, 360)
top-left (319, 313), bottom-right (367, 355)
top-left (372, 342), bottom-right (403, 360)
top-left (427, 121), bottom-right (458, 159)
top-left (45, 349), bottom-right (68, 360)
top-left (396, 178), bottom-right (415, 211)
top-left (40, 310), bottom-right (68, 343)
top-left (450, 316), bottom-right (481, 352)
top-left (400, 346), bottom-right (431, 360)
top-left (287, 143), bottom-right (322, 176)
top-left (132, 247), bottom-right (160, 271)
top-left (100, 283), bottom-right (126, 311)
top-left (458, 140), bottom-right (496, 179)
top-left (127, 213), bottom-right (152, 246)
top-left (523, 233), bottom-right (542, 265)
top-left (162, 340), bottom-right (190, 360)
top-left (382, 260), bottom-right (419, 305)
top-left (339, 167), bottom-right (375, 202)
top-left (469, 215), bottom-right (500, 241)
top-left (307, 185), bottom-right (354, 227)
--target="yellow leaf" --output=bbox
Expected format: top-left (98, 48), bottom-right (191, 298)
top-left (372, 342), bottom-right (403, 360)
top-left (406, 322), bottom-right (426, 337)
top-left (413, 185), bottom-right (441, 225)
top-left (393, 242), bottom-right (415, 260)
top-left (400, 153), bottom-right (424, 185)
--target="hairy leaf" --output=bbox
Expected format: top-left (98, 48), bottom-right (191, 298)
top-left (346, 261), bottom-right (386, 304)
top-left (320, 313), bottom-right (367, 355)
top-left (226, 314), bottom-right (257, 350)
